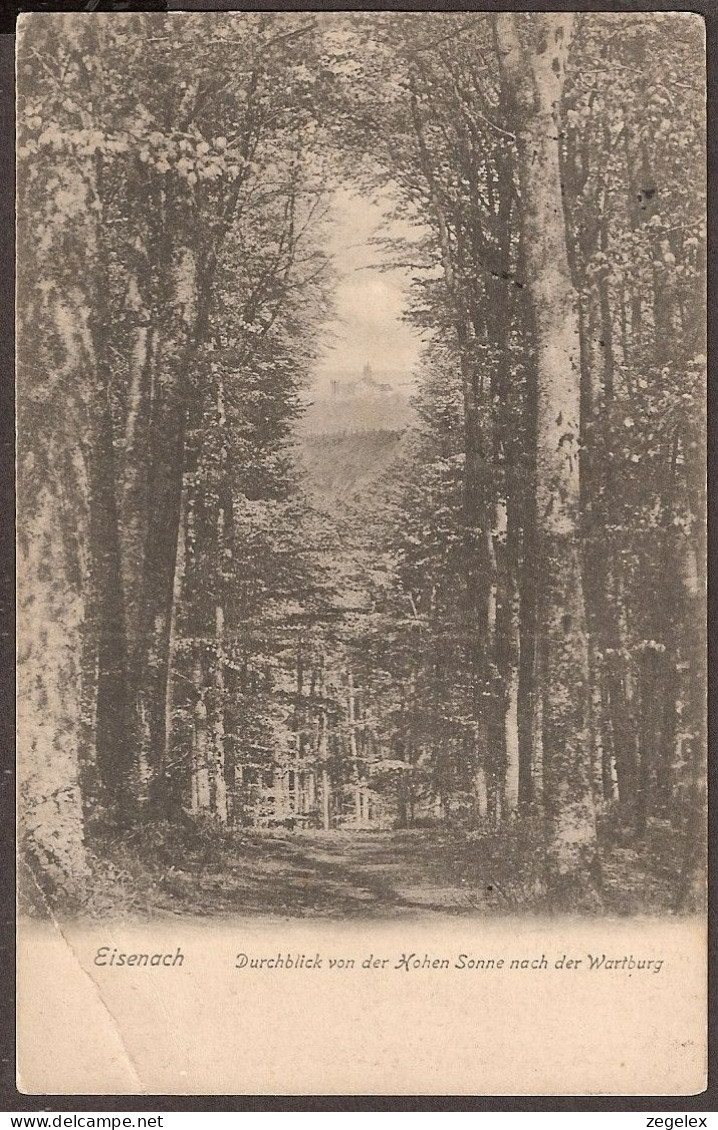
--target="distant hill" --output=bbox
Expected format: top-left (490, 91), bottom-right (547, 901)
top-left (300, 394), bottom-right (412, 436)
top-left (299, 429), bottom-right (406, 512)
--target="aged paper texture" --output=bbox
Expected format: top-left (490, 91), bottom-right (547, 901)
top-left (18, 918), bottom-right (706, 1095)
top-left (16, 10), bottom-right (706, 1095)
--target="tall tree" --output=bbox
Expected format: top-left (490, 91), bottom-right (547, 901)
top-left (495, 13), bottom-right (599, 906)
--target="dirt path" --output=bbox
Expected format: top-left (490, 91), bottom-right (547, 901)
top-left (96, 822), bottom-right (680, 920)
top-left (152, 828), bottom-right (493, 918)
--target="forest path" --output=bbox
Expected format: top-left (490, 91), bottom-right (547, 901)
top-left (154, 828), bottom-right (493, 919)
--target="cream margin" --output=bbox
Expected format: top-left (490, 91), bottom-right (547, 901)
top-left (17, 913), bottom-right (706, 1096)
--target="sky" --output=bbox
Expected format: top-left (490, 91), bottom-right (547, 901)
top-left (313, 185), bottom-right (426, 391)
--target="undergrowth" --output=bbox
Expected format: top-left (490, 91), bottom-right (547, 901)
top-left (18, 811), bottom-right (702, 920)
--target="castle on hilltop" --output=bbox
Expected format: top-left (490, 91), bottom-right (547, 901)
top-left (330, 363), bottom-right (392, 400)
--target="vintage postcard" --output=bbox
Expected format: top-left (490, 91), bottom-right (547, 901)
top-left (15, 10), bottom-right (706, 1095)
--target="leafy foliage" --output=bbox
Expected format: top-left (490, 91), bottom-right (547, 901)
top-left (17, 13), bottom-right (705, 915)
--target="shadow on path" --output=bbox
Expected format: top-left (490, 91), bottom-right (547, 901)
top-left (154, 828), bottom-right (491, 918)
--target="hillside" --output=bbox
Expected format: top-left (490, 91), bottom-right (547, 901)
top-left (298, 429), bottom-right (406, 512)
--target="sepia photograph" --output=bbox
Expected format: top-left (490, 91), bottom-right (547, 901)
top-left (15, 9), bottom-right (707, 1095)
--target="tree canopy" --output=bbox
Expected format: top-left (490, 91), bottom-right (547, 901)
top-left (17, 11), bottom-right (705, 916)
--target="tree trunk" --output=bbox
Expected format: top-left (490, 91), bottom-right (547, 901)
top-left (137, 248), bottom-right (198, 816)
top-left (321, 764), bottom-right (331, 831)
top-left (213, 604), bottom-right (229, 823)
top-left (17, 483), bottom-right (90, 905)
top-left (164, 482), bottom-right (185, 811)
top-left (211, 372), bottom-right (229, 825)
top-left (348, 672), bottom-right (362, 824)
top-left (119, 311), bottom-right (155, 672)
top-left (317, 660), bottom-right (331, 831)
top-left (517, 347), bottom-right (539, 809)
top-left (191, 656), bottom-right (211, 815)
top-left (495, 13), bottom-right (600, 908)
top-left (87, 376), bottom-right (133, 823)
top-left (673, 531), bottom-right (706, 909)
top-left (497, 500), bottom-right (520, 815)
top-left (409, 84), bottom-right (496, 815)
